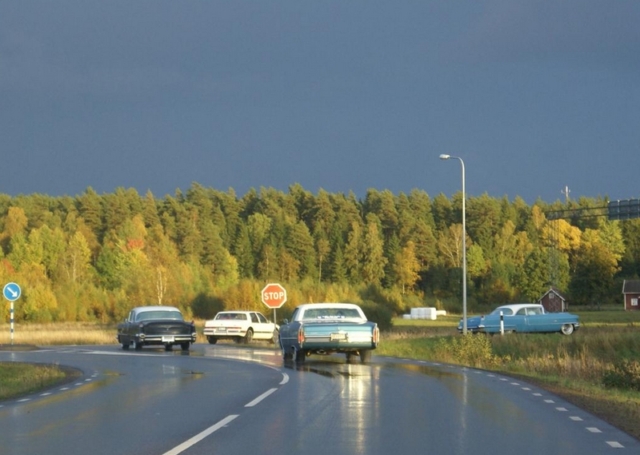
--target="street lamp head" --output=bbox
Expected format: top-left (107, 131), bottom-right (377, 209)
top-left (439, 154), bottom-right (451, 160)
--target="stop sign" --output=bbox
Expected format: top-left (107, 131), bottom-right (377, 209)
top-left (261, 283), bottom-right (287, 309)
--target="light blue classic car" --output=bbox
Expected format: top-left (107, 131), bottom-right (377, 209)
top-left (279, 303), bottom-right (380, 363)
top-left (458, 303), bottom-right (580, 335)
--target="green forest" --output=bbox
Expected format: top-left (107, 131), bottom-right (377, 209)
top-left (1, 183), bottom-right (638, 325)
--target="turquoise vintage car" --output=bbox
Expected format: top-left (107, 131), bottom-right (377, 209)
top-left (279, 303), bottom-right (380, 363)
top-left (458, 303), bottom-right (580, 335)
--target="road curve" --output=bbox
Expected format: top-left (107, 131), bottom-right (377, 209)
top-left (1, 344), bottom-right (638, 455)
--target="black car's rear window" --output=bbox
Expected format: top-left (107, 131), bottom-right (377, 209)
top-left (136, 311), bottom-right (183, 321)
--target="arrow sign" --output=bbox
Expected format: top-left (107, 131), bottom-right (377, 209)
top-left (3, 282), bottom-right (21, 302)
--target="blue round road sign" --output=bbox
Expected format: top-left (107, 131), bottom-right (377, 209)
top-left (3, 282), bottom-right (21, 301)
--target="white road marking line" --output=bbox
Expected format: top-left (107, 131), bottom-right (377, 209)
top-left (556, 407), bottom-right (568, 412)
top-left (510, 382), bottom-right (520, 386)
top-left (587, 427), bottom-right (602, 433)
top-left (533, 393), bottom-right (542, 396)
top-left (245, 388), bottom-right (278, 407)
top-left (570, 416), bottom-right (583, 421)
top-left (162, 414), bottom-right (239, 455)
top-left (606, 441), bottom-right (624, 448)
top-left (17, 398), bottom-right (30, 403)
top-left (280, 373), bottom-right (289, 385)
top-left (544, 399), bottom-right (555, 403)
top-left (40, 392), bottom-right (52, 397)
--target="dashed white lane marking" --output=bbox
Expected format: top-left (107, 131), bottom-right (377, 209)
top-left (483, 370), bottom-right (628, 450)
top-left (162, 414), bottom-right (239, 455)
top-left (245, 388), bottom-right (278, 407)
top-left (163, 370), bottom-right (286, 453)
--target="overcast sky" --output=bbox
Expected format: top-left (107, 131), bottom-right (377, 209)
top-left (1, 1), bottom-right (639, 204)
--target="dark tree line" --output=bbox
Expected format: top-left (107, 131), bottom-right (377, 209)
top-left (0, 183), bottom-right (637, 323)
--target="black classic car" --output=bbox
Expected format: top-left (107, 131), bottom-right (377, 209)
top-left (117, 306), bottom-right (197, 351)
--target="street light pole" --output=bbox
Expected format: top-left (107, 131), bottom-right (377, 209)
top-left (439, 154), bottom-right (467, 335)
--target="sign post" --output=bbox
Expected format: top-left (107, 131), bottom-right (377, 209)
top-left (3, 282), bottom-right (22, 345)
top-left (261, 283), bottom-right (287, 323)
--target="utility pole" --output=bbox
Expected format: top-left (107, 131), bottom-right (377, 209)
top-left (561, 185), bottom-right (571, 203)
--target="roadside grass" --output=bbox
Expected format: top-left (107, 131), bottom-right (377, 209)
top-left (0, 362), bottom-right (69, 400)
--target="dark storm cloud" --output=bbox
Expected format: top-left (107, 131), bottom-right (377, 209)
top-left (0, 1), bottom-right (638, 203)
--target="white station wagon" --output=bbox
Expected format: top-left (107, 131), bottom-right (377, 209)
top-left (203, 311), bottom-right (279, 344)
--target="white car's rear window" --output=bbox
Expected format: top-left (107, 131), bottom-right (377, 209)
top-left (215, 313), bottom-right (248, 321)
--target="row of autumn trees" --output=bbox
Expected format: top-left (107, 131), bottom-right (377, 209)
top-left (0, 183), bottom-right (639, 324)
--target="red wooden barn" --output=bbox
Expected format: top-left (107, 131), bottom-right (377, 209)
top-left (622, 280), bottom-right (640, 311)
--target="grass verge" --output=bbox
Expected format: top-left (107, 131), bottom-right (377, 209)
top-left (0, 362), bottom-right (79, 401)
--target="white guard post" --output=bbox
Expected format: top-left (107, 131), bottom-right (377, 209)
top-left (500, 311), bottom-right (504, 335)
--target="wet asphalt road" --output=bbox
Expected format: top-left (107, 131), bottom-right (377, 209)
top-left (1, 344), bottom-right (638, 455)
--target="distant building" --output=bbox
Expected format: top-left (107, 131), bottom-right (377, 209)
top-left (538, 287), bottom-right (568, 312)
top-left (622, 280), bottom-right (640, 311)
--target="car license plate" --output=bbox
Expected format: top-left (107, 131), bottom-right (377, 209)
top-left (162, 336), bottom-right (175, 343)
top-left (217, 328), bottom-right (226, 332)
top-left (330, 332), bottom-right (347, 341)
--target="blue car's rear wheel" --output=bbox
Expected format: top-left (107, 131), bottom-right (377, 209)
top-left (360, 350), bottom-right (372, 364)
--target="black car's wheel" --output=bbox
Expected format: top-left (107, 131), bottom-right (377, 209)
top-left (121, 342), bottom-right (130, 350)
top-left (360, 349), bottom-right (372, 364)
top-left (293, 347), bottom-right (306, 363)
top-left (243, 329), bottom-right (254, 344)
top-left (346, 353), bottom-right (357, 363)
top-left (281, 344), bottom-right (292, 360)
top-left (207, 336), bottom-right (217, 344)
top-left (180, 342), bottom-right (190, 351)
top-left (561, 323), bottom-right (575, 336)
top-left (133, 339), bottom-right (143, 351)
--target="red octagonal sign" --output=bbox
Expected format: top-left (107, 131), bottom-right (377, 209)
top-left (261, 283), bottom-right (287, 309)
